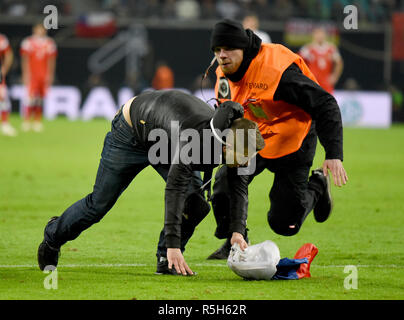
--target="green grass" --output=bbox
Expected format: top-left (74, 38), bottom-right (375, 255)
top-left (0, 115), bottom-right (403, 300)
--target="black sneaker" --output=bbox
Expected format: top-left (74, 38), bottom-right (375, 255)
top-left (207, 238), bottom-right (231, 260)
top-left (155, 256), bottom-right (196, 276)
top-left (311, 168), bottom-right (333, 223)
top-left (155, 256), bottom-right (178, 275)
top-left (37, 217), bottom-right (60, 271)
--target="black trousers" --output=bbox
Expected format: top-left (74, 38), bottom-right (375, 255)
top-left (211, 124), bottom-right (324, 238)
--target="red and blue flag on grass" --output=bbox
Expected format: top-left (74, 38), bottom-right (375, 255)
top-left (273, 243), bottom-right (319, 280)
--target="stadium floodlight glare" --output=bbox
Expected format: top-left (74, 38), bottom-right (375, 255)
top-left (227, 240), bottom-right (280, 280)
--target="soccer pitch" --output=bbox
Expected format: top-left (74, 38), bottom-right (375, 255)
top-left (0, 115), bottom-right (403, 300)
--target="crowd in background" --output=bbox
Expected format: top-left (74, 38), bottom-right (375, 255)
top-left (1, 0), bottom-right (404, 123)
top-left (1, 0), bottom-right (402, 24)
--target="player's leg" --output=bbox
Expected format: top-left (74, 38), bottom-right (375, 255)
top-left (32, 97), bottom-right (44, 132)
top-left (32, 80), bottom-right (47, 132)
top-left (0, 82), bottom-right (17, 136)
top-left (22, 82), bottom-right (37, 131)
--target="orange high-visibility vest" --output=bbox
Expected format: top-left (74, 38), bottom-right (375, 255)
top-left (215, 43), bottom-right (319, 159)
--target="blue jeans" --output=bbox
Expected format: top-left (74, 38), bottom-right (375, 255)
top-left (44, 109), bottom-right (204, 258)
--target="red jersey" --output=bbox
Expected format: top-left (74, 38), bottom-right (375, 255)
top-left (0, 33), bottom-right (11, 85)
top-left (299, 42), bottom-right (341, 93)
top-left (20, 35), bottom-right (57, 81)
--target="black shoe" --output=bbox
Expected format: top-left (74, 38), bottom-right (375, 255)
top-left (207, 238), bottom-right (231, 260)
top-left (155, 256), bottom-right (196, 276)
top-left (155, 256), bottom-right (179, 275)
top-left (37, 217), bottom-right (60, 271)
top-left (311, 168), bottom-right (333, 223)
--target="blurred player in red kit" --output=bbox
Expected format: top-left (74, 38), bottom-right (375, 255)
top-left (299, 27), bottom-right (343, 94)
top-left (0, 33), bottom-right (17, 136)
top-left (20, 23), bottom-right (57, 132)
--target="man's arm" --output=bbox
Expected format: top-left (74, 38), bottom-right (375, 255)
top-left (274, 63), bottom-right (348, 186)
top-left (165, 162), bottom-right (194, 275)
top-left (330, 51), bottom-right (343, 87)
top-left (1, 48), bottom-right (13, 79)
top-left (47, 56), bottom-right (56, 87)
top-left (21, 55), bottom-right (29, 87)
top-left (227, 168), bottom-right (249, 250)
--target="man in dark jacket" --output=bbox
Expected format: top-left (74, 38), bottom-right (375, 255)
top-left (37, 90), bottom-right (265, 275)
top-left (206, 19), bottom-right (348, 259)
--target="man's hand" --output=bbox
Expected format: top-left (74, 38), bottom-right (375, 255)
top-left (230, 232), bottom-right (248, 251)
top-left (322, 159), bottom-right (348, 187)
top-left (167, 248), bottom-right (194, 276)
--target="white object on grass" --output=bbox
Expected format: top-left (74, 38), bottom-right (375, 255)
top-left (227, 240), bottom-right (281, 280)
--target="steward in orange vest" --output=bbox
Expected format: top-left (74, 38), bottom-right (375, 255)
top-left (215, 42), bottom-right (317, 159)
top-left (206, 19), bottom-right (348, 260)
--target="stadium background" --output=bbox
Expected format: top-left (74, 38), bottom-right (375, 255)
top-left (1, 0), bottom-right (404, 302)
top-left (0, 0), bottom-right (404, 122)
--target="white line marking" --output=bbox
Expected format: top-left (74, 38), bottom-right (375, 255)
top-left (0, 264), bottom-right (403, 269)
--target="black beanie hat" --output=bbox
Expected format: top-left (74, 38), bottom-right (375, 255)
top-left (210, 19), bottom-right (249, 51)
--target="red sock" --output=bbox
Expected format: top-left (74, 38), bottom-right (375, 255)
top-left (1, 110), bottom-right (8, 123)
top-left (34, 106), bottom-right (43, 121)
top-left (25, 106), bottom-right (33, 121)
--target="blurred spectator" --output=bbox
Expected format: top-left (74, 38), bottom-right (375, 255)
top-left (175, 0), bottom-right (200, 20)
top-left (343, 77), bottom-right (360, 91)
top-left (67, 0), bottom-right (100, 16)
top-left (250, 0), bottom-right (272, 21)
top-left (216, 0), bottom-right (241, 20)
top-left (0, 0), bottom-right (398, 24)
top-left (144, 0), bottom-right (162, 19)
top-left (242, 13), bottom-right (271, 43)
top-left (200, 0), bottom-right (217, 19)
top-left (365, 0), bottom-right (387, 23)
top-left (5, 1), bottom-right (27, 16)
top-left (272, 0), bottom-right (294, 21)
top-left (152, 61), bottom-right (175, 90)
top-left (128, 0), bottom-right (162, 19)
top-left (161, 0), bottom-right (177, 19)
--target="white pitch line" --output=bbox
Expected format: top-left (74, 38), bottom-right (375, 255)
top-left (0, 264), bottom-right (403, 269)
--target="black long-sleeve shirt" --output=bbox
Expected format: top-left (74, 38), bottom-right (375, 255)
top-left (129, 90), bottom-right (248, 248)
top-left (274, 63), bottom-right (343, 160)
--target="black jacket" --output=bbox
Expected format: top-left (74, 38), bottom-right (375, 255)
top-left (129, 90), bottom-right (248, 248)
top-left (274, 63), bottom-right (343, 160)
